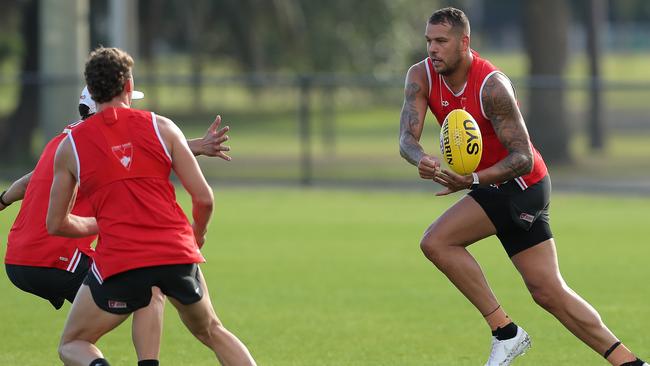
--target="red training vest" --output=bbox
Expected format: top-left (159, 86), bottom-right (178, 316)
top-left (425, 49), bottom-right (547, 189)
top-left (6, 122), bottom-right (95, 272)
top-left (69, 107), bottom-right (204, 282)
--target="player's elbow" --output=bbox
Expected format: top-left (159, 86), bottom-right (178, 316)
top-left (46, 216), bottom-right (63, 236)
top-left (398, 135), bottom-right (410, 160)
top-left (399, 145), bottom-right (408, 160)
top-left (518, 152), bottom-right (534, 175)
top-left (193, 187), bottom-right (214, 210)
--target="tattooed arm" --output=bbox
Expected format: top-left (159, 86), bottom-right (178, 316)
top-left (399, 63), bottom-right (441, 179)
top-left (479, 72), bottom-right (533, 183)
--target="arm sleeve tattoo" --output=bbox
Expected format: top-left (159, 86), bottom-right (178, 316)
top-left (399, 81), bottom-right (426, 166)
top-left (481, 73), bottom-right (533, 178)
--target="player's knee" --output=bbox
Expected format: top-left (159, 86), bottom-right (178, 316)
top-left (528, 285), bottom-right (560, 311)
top-left (57, 341), bottom-right (71, 362)
top-left (192, 317), bottom-right (225, 346)
top-left (420, 229), bottom-right (446, 263)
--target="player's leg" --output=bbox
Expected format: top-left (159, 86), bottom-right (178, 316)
top-left (132, 286), bottom-right (166, 365)
top-left (59, 284), bottom-right (130, 366)
top-left (420, 195), bottom-right (501, 316)
top-left (512, 239), bottom-right (645, 365)
top-left (167, 267), bottom-right (256, 366)
top-left (425, 194), bottom-right (533, 365)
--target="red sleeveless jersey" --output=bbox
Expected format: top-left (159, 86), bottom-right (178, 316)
top-left (69, 107), bottom-right (204, 282)
top-left (425, 50), bottom-right (547, 189)
top-left (6, 122), bottom-right (95, 272)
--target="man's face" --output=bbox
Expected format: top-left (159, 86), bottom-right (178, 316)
top-left (425, 22), bottom-right (466, 76)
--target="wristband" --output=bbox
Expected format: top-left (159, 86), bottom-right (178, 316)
top-left (0, 190), bottom-right (11, 207)
top-left (470, 173), bottom-right (480, 190)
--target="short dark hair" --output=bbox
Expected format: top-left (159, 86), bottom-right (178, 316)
top-left (428, 7), bottom-right (470, 36)
top-left (84, 47), bottom-right (134, 103)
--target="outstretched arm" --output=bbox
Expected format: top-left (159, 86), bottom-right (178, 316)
top-left (399, 63), bottom-right (441, 179)
top-left (433, 73), bottom-right (533, 195)
top-left (186, 115), bottom-right (232, 161)
top-left (0, 171), bottom-right (33, 211)
top-left (156, 115), bottom-right (213, 248)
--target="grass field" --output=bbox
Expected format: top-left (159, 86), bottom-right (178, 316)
top-left (1, 187), bottom-right (650, 365)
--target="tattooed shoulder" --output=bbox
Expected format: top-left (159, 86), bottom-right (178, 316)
top-left (481, 72), bottom-right (533, 177)
top-left (481, 72), bottom-right (517, 126)
top-left (405, 81), bottom-right (421, 102)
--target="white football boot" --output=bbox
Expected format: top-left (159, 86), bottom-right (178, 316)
top-left (484, 325), bottom-right (531, 366)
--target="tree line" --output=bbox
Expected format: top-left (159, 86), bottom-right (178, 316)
top-left (0, 0), bottom-right (647, 166)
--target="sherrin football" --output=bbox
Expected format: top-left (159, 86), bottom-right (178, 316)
top-left (439, 109), bottom-right (482, 175)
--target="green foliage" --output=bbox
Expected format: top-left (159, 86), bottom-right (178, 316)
top-left (0, 0), bottom-right (22, 64)
top-left (1, 188), bottom-right (649, 364)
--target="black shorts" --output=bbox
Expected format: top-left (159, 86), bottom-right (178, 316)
top-left (5, 253), bottom-right (91, 310)
top-left (83, 263), bottom-right (203, 314)
top-left (468, 175), bottom-right (553, 257)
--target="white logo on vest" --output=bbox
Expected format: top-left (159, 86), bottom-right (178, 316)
top-left (111, 143), bottom-right (133, 170)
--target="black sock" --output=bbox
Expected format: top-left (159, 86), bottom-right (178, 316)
top-left (492, 321), bottom-right (518, 340)
top-left (89, 358), bottom-right (111, 366)
top-left (620, 358), bottom-right (645, 366)
top-left (138, 360), bottom-right (159, 366)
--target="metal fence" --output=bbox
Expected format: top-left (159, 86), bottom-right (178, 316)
top-left (1, 73), bottom-right (649, 193)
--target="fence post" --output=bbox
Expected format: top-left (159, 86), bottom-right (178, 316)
top-left (587, 0), bottom-right (606, 151)
top-left (298, 75), bottom-right (312, 185)
top-left (321, 84), bottom-right (336, 156)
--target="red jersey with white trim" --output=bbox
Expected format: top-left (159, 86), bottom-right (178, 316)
top-left (425, 50), bottom-right (547, 189)
top-left (69, 107), bottom-right (204, 281)
top-left (6, 121), bottom-right (95, 272)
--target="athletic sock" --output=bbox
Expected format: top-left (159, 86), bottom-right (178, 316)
top-left (89, 358), bottom-right (111, 366)
top-left (492, 321), bottom-right (518, 340)
top-left (619, 358), bottom-right (645, 366)
top-left (138, 360), bottom-right (159, 366)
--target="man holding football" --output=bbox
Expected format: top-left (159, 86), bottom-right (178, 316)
top-left (398, 7), bottom-right (647, 366)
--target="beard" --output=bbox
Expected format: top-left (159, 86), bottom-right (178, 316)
top-left (434, 51), bottom-right (462, 76)
top-left (437, 56), bottom-right (461, 76)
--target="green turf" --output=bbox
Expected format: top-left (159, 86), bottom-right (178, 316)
top-left (1, 187), bottom-right (649, 365)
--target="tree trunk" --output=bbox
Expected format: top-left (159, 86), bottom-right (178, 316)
top-left (586, 0), bottom-right (606, 151)
top-left (523, 0), bottom-right (570, 164)
top-left (139, 0), bottom-right (162, 110)
top-left (0, 0), bottom-right (40, 164)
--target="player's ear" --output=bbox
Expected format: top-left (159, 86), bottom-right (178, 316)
top-left (461, 34), bottom-right (470, 51)
top-left (124, 78), bottom-right (133, 93)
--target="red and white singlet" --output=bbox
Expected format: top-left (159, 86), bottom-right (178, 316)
top-left (6, 121), bottom-right (94, 272)
top-left (425, 49), bottom-right (547, 189)
top-left (69, 107), bottom-right (204, 282)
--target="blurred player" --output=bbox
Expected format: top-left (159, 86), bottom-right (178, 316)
top-left (0, 87), bottom-right (232, 366)
top-left (398, 7), bottom-right (647, 366)
top-left (47, 47), bottom-right (256, 366)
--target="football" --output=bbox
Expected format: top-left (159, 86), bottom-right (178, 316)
top-left (439, 109), bottom-right (482, 175)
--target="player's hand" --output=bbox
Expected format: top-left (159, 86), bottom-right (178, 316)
top-left (195, 235), bottom-right (206, 249)
top-left (192, 223), bottom-right (207, 249)
top-left (418, 155), bottom-right (441, 180)
top-left (197, 115), bottom-right (232, 161)
top-left (433, 169), bottom-right (473, 196)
